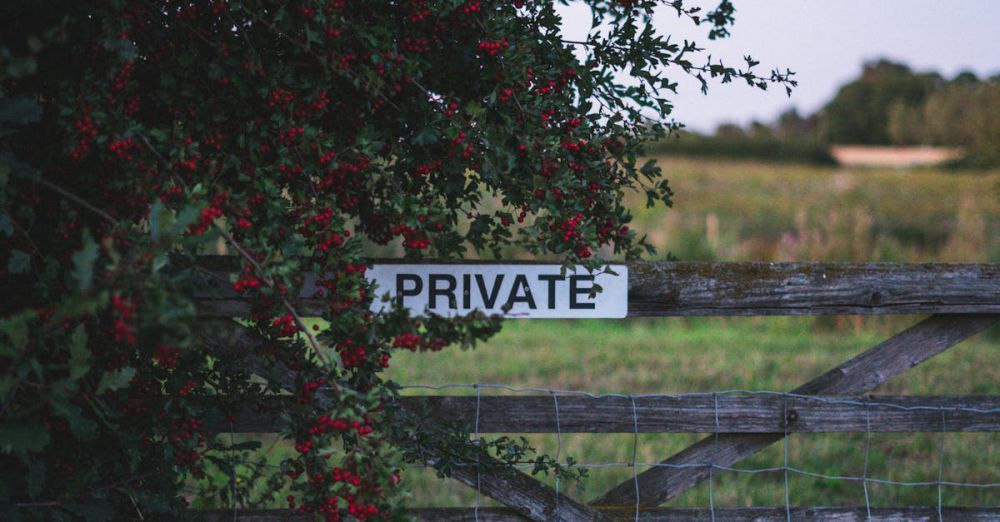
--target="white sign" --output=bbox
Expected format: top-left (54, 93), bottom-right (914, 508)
top-left (365, 264), bottom-right (628, 319)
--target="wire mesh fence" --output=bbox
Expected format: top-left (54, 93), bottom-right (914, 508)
top-left (391, 383), bottom-right (1000, 522)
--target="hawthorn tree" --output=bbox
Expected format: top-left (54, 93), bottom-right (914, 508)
top-left (0, 1), bottom-right (792, 519)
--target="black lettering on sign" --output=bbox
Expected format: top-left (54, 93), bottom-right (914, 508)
top-left (429, 274), bottom-right (457, 309)
top-left (570, 275), bottom-right (596, 309)
top-left (506, 274), bottom-right (537, 309)
top-left (462, 273), bottom-right (472, 308)
top-left (537, 274), bottom-right (564, 310)
top-left (476, 274), bottom-right (505, 308)
top-left (396, 274), bottom-right (422, 306)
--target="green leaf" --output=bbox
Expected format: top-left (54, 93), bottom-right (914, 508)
top-left (95, 366), bottom-right (136, 395)
top-left (51, 402), bottom-right (97, 437)
top-left (464, 101), bottom-right (485, 118)
top-left (26, 461), bottom-right (46, 499)
top-left (149, 198), bottom-right (164, 242)
top-left (0, 310), bottom-right (35, 352)
top-left (0, 97), bottom-right (42, 124)
top-left (0, 423), bottom-right (49, 454)
top-left (70, 231), bottom-right (99, 291)
top-left (6, 249), bottom-right (30, 274)
top-left (69, 325), bottom-right (90, 380)
top-left (174, 205), bottom-right (200, 233)
top-left (0, 214), bottom-right (13, 237)
top-left (412, 127), bottom-right (440, 146)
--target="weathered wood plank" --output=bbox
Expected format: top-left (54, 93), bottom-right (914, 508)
top-left (195, 506), bottom-right (1000, 521)
top-left (592, 314), bottom-right (1000, 507)
top-left (223, 395), bottom-right (1000, 433)
top-left (411, 506), bottom-right (1000, 521)
top-left (626, 261), bottom-right (1000, 316)
top-left (190, 257), bottom-right (1000, 317)
top-left (445, 463), bottom-right (609, 522)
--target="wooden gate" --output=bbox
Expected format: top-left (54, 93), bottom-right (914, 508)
top-left (195, 260), bottom-right (1000, 521)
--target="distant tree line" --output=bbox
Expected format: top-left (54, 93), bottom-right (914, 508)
top-left (657, 59), bottom-right (1000, 166)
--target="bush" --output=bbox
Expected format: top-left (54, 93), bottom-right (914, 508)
top-left (0, 1), bottom-right (790, 519)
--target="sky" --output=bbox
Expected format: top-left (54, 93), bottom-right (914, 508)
top-left (558, 0), bottom-right (1000, 133)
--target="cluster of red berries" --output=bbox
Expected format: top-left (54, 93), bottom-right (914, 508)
top-left (389, 224), bottom-right (430, 250)
top-left (108, 137), bottom-right (137, 160)
top-left (177, 380), bottom-right (198, 397)
top-left (279, 126), bottom-right (305, 146)
top-left (307, 415), bottom-right (352, 436)
top-left (413, 160), bottom-right (441, 177)
top-left (336, 339), bottom-right (368, 368)
top-left (111, 62), bottom-right (135, 92)
top-left (189, 205), bottom-right (222, 235)
top-left (529, 68), bottom-right (577, 96)
top-left (298, 208), bottom-right (348, 252)
top-left (318, 149), bottom-right (337, 166)
top-left (313, 495), bottom-right (342, 521)
top-left (300, 379), bottom-right (325, 404)
top-left (188, 193), bottom-right (228, 235)
top-left (233, 275), bottom-right (261, 293)
top-left (267, 87), bottom-right (296, 108)
top-left (70, 114), bottom-right (98, 160)
top-left (392, 332), bottom-right (421, 350)
top-left (477, 39), bottom-right (510, 57)
top-left (461, 1), bottom-right (481, 14)
top-left (556, 213), bottom-right (585, 242)
top-left (272, 314), bottom-right (298, 337)
top-left (331, 467), bottom-right (362, 486)
top-left (153, 344), bottom-right (180, 369)
top-left (111, 294), bottom-right (137, 345)
top-left (294, 438), bottom-right (315, 454)
top-left (409, 0), bottom-right (432, 22)
top-left (347, 502), bottom-right (380, 520)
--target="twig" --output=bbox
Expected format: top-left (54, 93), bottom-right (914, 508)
top-left (29, 176), bottom-right (117, 225)
top-left (128, 494), bottom-right (145, 520)
top-left (214, 223), bottom-right (337, 371)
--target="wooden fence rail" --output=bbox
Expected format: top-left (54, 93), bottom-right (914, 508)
top-left (223, 394), bottom-right (1000, 434)
top-left (187, 259), bottom-right (1000, 521)
top-left (199, 506), bottom-right (1000, 521)
top-left (192, 257), bottom-right (1000, 317)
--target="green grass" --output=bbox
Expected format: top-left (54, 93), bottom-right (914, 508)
top-left (627, 157), bottom-right (1000, 263)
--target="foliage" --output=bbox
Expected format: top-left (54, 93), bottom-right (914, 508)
top-left (648, 131), bottom-right (835, 165)
top-left (888, 78), bottom-right (1000, 167)
top-left (0, 1), bottom-right (789, 520)
top-left (819, 58), bottom-right (1000, 166)
top-left (818, 59), bottom-right (942, 145)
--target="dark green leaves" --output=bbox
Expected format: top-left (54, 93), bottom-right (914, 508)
top-left (95, 366), bottom-right (136, 395)
top-left (0, 97), bottom-right (42, 124)
top-left (6, 249), bottom-right (30, 274)
top-left (0, 424), bottom-right (50, 455)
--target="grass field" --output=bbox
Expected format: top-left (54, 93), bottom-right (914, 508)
top-left (383, 157), bottom-right (1000, 509)
top-left (627, 157), bottom-right (1000, 263)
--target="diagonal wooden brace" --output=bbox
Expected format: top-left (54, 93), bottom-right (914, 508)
top-left (447, 462), bottom-right (609, 522)
top-left (592, 314), bottom-right (1000, 507)
top-left (204, 324), bottom-right (606, 522)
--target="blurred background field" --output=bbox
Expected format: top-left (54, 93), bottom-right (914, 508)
top-left (627, 156), bottom-right (1000, 263)
top-left (385, 155), bottom-right (1000, 509)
